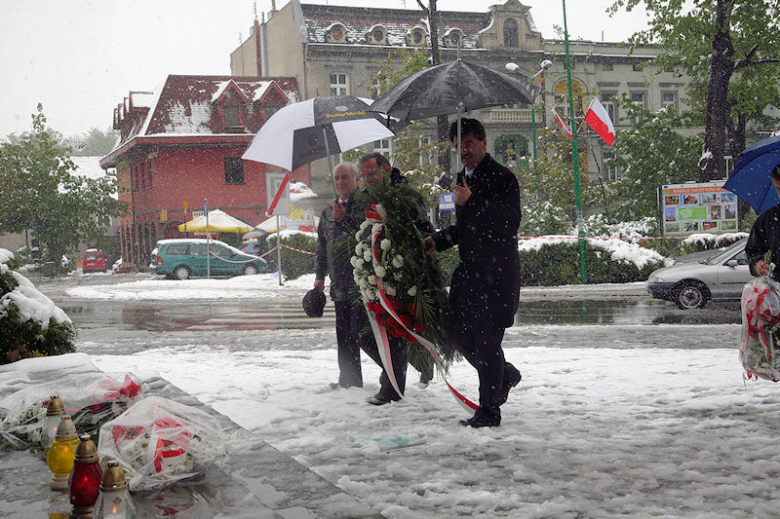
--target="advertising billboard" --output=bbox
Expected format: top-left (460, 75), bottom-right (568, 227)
top-left (659, 181), bottom-right (738, 236)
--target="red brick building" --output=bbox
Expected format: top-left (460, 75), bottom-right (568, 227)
top-left (100, 74), bottom-right (304, 269)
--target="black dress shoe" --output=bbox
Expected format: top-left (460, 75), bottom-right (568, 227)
top-left (460, 408), bottom-right (501, 428)
top-left (366, 393), bottom-right (401, 406)
top-left (499, 365), bottom-right (522, 405)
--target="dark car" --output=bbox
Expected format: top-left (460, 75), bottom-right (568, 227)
top-left (646, 238), bottom-right (750, 309)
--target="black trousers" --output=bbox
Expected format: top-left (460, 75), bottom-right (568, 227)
top-left (334, 301), bottom-right (363, 388)
top-left (451, 324), bottom-right (516, 411)
top-left (355, 308), bottom-right (407, 398)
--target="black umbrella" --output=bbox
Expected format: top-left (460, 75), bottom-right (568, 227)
top-left (370, 60), bottom-right (540, 170)
top-left (371, 59), bottom-right (541, 124)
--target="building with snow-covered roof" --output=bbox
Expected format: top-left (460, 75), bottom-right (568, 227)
top-left (100, 74), bottom-right (308, 270)
top-left (229, 0), bottom-right (743, 204)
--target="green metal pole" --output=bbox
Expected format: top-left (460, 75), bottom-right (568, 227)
top-left (531, 106), bottom-right (538, 194)
top-left (562, 0), bottom-right (587, 284)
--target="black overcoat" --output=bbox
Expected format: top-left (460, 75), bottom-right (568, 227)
top-left (745, 203), bottom-right (780, 280)
top-left (432, 154), bottom-right (521, 331)
top-left (315, 195), bottom-right (361, 302)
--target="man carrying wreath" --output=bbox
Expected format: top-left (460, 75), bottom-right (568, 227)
top-left (357, 153), bottom-right (435, 405)
top-left (424, 118), bottom-right (522, 428)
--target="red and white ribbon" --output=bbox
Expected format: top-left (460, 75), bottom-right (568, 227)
top-left (362, 205), bottom-right (478, 414)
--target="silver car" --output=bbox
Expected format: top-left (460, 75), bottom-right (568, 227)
top-left (646, 238), bottom-right (751, 309)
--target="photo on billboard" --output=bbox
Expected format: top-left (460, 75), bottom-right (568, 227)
top-left (659, 181), bottom-right (739, 237)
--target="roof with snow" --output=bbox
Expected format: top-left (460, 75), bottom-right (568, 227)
top-left (111, 75), bottom-right (299, 144)
top-left (300, 3), bottom-right (493, 50)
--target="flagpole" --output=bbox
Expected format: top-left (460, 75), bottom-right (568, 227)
top-left (562, 0), bottom-right (588, 284)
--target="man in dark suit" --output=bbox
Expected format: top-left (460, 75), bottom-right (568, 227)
top-left (424, 118), bottom-right (522, 428)
top-left (314, 162), bottom-right (363, 389)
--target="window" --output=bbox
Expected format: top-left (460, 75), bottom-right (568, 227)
top-left (329, 73), bottom-right (349, 96)
top-left (602, 63), bottom-right (613, 72)
top-left (224, 157), bottom-right (245, 184)
top-left (503, 18), bottom-right (518, 47)
top-left (191, 243), bottom-right (207, 256)
top-left (264, 104), bottom-right (282, 120)
top-left (661, 91), bottom-right (677, 113)
top-left (601, 92), bottom-right (618, 125)
top-left (373, 138), bottom-right (392, 157)
top-left (223, 104), bottom-right (241, 127)
top-left (603, 151), bottom-right (621, 181)
top-left (725, 155), bottom-right (735, 176)
top-left (630, 92), bottom-right (646, 124)
top-left (166, 244), bottom-right (189, 255)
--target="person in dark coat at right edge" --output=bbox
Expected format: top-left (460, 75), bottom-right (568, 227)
top-left (746, 164), bottom-right (780, 280)
top-left (424, 118), bottom-right (522, 428)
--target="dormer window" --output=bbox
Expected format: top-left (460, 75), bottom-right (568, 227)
top-left (325, 23), bottom-right (348, 44)
top-left (405, 26), bottom-right (428, 47)
top-left (504, 18), bottom-right (518, 48)
top-left (366, 24), bottom-right (388, 45)
top-left (223, 104), bottom-right (241, 127)
top-left (443, 28), bottom-right (464, 48)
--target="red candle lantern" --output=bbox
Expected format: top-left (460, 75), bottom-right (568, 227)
top-left (69, 434), bottom-right (103, 518)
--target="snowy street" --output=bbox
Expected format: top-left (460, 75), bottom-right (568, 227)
top-left (46, 273), bottom-right (780, 518)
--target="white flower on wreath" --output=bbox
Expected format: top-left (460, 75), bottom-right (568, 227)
top-left (372, 223), bottom-right (383, 234)
top-left (355, 230), bottom-right (363, 241)
top-left (355, 243), bottom-right (364, 255)
top-left (385, 285), bottom-right (397, 296)
top-left (380, 239), bottom-right (391, 251)
top-left (407, 286), bottom-right (418, 297)
top-left (359, 278), bottom-right (368, 289)
top-left (374, 265), bottom-right (386, 278)
top-left (392, 255), bottom-right (404, 268)
top-left (368, 275), bottom-right (377, 285)
top-left (350, 256), bottom-right (358, 267)
top-left (356, 258), bottom-right (365, 269)
top-left (363, 250), bottom-right (372, 262)
top-left (360, 220), bottom-right (370, 231)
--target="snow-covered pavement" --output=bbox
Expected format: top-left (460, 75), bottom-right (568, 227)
top-left (43, 273), bottom-right (780, 517)
top-left (85, 326), bottom-right (779, 518)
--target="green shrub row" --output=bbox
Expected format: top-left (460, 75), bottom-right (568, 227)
top-left (266, 233), bottom-right (317, 281)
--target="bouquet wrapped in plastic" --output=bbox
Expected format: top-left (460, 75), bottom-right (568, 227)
top-left (98, 396), bottom-right (233, 491)
top-left (740, 277), bottom-right (780, 381)
top-left (0, 372), bottom-right (142, 449)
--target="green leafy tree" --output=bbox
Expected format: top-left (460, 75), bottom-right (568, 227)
top-left (0, 105), bottom-right (126, 263)
top-left (518, 126), bottom-right (593, 222)
top-left (66, 127), bottom-right (119, 156)
top-left (609, 0), bottom-right (780, 182)
top-left (605, 97), bottom-right (703, 220)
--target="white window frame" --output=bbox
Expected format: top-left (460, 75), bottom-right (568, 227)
top-left (630, 91), bottom-right (647, 124)
top-left (603, 150), bottom-right (621, 181)
top-left (329, 73), bottom-right (349, 96)
top-left (373, 138), bottom-right (393, 157)
top-left (601, 91), bottom-right (618, 126)
top-left (661, 91), bottom-right (678, 114)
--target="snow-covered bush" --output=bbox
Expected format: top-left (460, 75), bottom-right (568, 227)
top-left (0, 249), bottom-right (76, 364)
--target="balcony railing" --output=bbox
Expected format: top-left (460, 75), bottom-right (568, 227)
top-left (489, 108), bottom-right (534, 123)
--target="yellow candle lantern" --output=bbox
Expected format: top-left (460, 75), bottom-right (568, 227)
top-left (45, 415), bottom-right (79, 491)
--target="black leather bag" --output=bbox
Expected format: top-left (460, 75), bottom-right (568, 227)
top-left (302, 288), bottom-right (326, 318)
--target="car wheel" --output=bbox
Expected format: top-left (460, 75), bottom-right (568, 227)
top-left (243, 264), bottom-right (259, 276)
top-left (673, 281), bottom-right (709, 310)
top-left (173, 266), bottom-right (191, 280)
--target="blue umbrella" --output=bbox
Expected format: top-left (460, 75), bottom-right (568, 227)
top-left (724, 134), bottom-right (780, 214)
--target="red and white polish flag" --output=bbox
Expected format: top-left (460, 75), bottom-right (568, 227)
top-left (584, 97), bottom-right (616, 146)
top-left (552, 108), bottom-right (574, 139)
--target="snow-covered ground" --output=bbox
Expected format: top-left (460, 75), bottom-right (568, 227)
top-left (55, 273), bottom-right (780, 518)
top-left (83, 326), bottom-right (780, 519)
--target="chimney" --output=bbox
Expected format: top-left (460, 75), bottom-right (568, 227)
top-left (254, 18), bottom-right (262, 76)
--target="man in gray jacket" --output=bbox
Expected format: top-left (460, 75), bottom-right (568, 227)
top-left (314, 162), bottom-right (363, 389)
